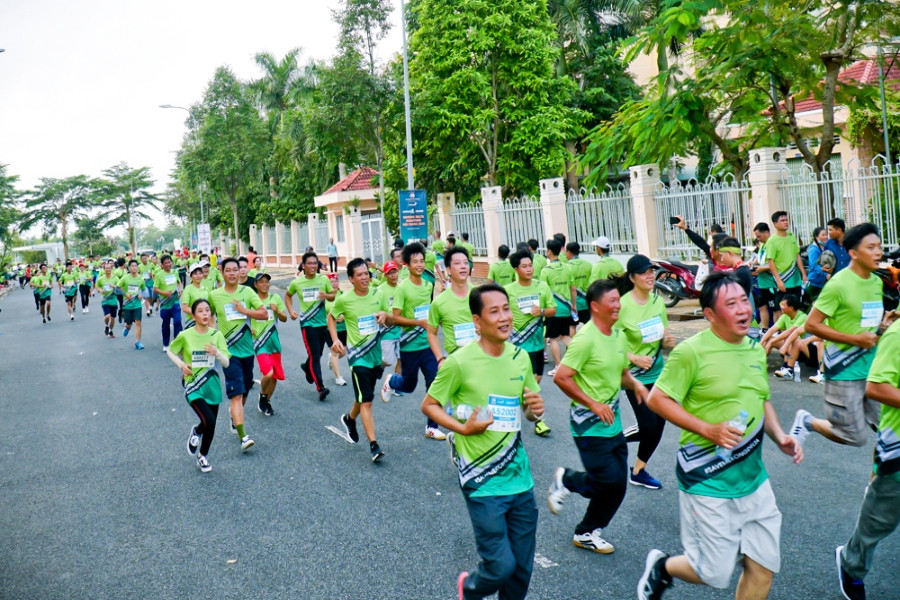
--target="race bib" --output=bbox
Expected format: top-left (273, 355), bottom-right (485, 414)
top-left (414, 304), bottom-right (430, 321)
top-left (142, 272), bottom-right (151, 280)
top-left (165, 274), bottom-right (177, 286)
top-left (302, 287), bottom-right (319, 303)
top-left (191, 350), bottom-right (215, 369)
top-left (127, 284), bottom-right (140, 296)
top-left (44, 280), bottom-right (51, 288)
top-left (224, 303), bottom-right (245, 321)
top-left (388, 296), bottom-right (394, 308)
top-left (487, 395), bottom-right (521, 432)
top-left (453, 322), bottom-right (477, 347)
top-left (861, 301), bottom-right (883, 328)
top-left (517, 295), bottom-right (539, 313)
top-left (267, 307), bottom-right (274, 321)
top-left (104, 284), bottom-right (112, 292)
top-left (358, 314), bottom-right (378, 336)
top-left (638, 316), bottom-right (664, 344)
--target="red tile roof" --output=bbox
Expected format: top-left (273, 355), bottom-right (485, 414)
top-left (322, 167), bottom-right (379, 195)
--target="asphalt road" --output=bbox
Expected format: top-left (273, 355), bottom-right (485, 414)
top-left (1, 282), bottom-right (898, 600)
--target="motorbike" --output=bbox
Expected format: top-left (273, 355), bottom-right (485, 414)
top-left (876, 249), bottom-right (900, 312)
top-left (653, 259), bottom-right (703, 308)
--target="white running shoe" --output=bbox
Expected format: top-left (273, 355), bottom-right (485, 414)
top-left (809, 372), bottom-right (825, 384)
top-left (547, 367), bottom-right (558, 378)
top-left (774, 366), bottom-right (792, 378)
top-left (162, 346), bottom-right (169, 353)
top-left (335, 376), bottom-right (347, 386)
top-left (425, 426), bottom-right (447, 440)
top-left (547, 467), bottom-right (570, 514)
top-left (379, 373), bottom-right (394, 403)
top-left (197, 454), bottom-right (211, 473)
top-left (573, 528), bottom-right (614, 554)
top-left (790, 409), bottom-right (813, 447)
top-left (240, 435), bottom-right (255, 452)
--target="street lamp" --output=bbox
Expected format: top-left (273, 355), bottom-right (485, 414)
top-left (160, 103), bottom-right (205, 222)
top-left (400, 0), bottom-right (414, 191)
top-left (876, 37), bottom-right (900, 167)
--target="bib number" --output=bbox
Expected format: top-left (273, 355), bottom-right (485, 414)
top-left (128, 285), bottom-right (140, 296)
top-left (224, 303), bottom-right (244, 321)
top-left (358, 314), bottom-right (378, 336)
top-left (302, 287), bottom-right (319, 303)
top-left (453, 322), bottom-right (477, 347)
top-left (104, 284), bottom-right (112, 292)
top-left (487, 395), bottom-right (521, 432)
top-left (638, 316), bottom-right (664, 344)
top-left (414, 304), bottom-right (430, 321)
top-left (165, 274), bottom-right (177, 286)
top-left (861, 301), bottom-right (883, 328)
top-left (266, 307), bottom-right (274, 321)
top-left (517, 295), bottom-right (539, 313)
top-left (191, 350), bottom-right (215, 369)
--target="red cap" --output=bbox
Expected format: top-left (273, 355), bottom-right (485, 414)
top-left (383, 261), bottom-right (399, 273)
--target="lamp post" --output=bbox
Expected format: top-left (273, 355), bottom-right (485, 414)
top-left (160, 104), bottom-right (204, 222)
top-left (400, 0), bottom-right (414, 191)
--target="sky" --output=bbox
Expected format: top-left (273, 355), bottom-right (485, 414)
top-left (0, 0), bottom-right (403, 232)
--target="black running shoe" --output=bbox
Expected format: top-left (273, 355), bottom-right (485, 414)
top-left (301, 361), bottom-right (313, 384)
top-left (318, 388), bottom-right (330, 402)
top-left (638, 549), bottom-right (672, 600)
top-left (263, 402), bottom-right (274, 417)
top-left (341, 413), bottom-right (359, 443)
top-left (370, 442), bottom-right (385, 463)
top-left (836, 546), bottom-right (866, 600)
top-left (186, 426), bottom-right (200, 456)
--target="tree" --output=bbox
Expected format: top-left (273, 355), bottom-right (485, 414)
top-left (21, 175), bottom-right (95, 260)
top-left (0, 163), bottom-right (22, 267)
top-left (96, 162), bottom-right (158, 255)
top-left (72, 215), bottom-right (107, 257)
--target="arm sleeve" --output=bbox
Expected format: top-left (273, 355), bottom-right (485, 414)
top-left (560, 331), bottom-right (589, 371)
top-left (653, 342), bottom-right (696, 403)
top-left (684, 228), bottom-right (712, 260)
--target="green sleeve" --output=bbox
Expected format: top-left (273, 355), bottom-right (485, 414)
top-left (214, 331), bottom-right (231, 358)
top-left (245, 288), bottom-right (264, 310)
top-left (774, 314), bottom-right (788, 331)
top-left (393, 285), bottom-right (407, 313)
top-left (286, 279), bottom-right (298, 296)
top-left (169, 333), bottom-right (185, 356)
top-left (868, 324), bottom-right (900, 385)
top-left (540, 285), bottom-right (553, 309)
top-left (428, 298), bottom-right (441, 329)
top-left (813, 278), bottom-right (839, 318)
top-left (330, 293), bottom-right (346, 321)
top-left (426, 354), bottom-right (462, 407)
top-left (560, 328), bottom-right (591, 371)
top-left (653, 342), bottom-right (697, 403)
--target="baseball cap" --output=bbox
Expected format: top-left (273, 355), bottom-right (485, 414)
top-left (189, 263), bottom-right (203, 274)
top-left (591, 236), bottom-right (612, 250)
top-left (626, 254), bottom-right (656, 275)
top-left (255, 271), bottom-right (272, 282)
top-left (383, 261), bottom-right (399, 273)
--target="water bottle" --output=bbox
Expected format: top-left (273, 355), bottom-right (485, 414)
top-left (716, 410), bottom-right (750, 461)
top-left (793, 363), bottom-right (801, 383)
top-left (453, 404), bottom-right (493, 422)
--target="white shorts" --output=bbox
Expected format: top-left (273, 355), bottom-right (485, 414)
top-left (381, 338), bottom-right (400, 366)
top-left (679, 479), bottom-right (782, 589)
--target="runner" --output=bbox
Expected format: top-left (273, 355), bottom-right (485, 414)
top-left (590, 236), bottom-right (625, 282)
top-left (285, 251), bottom-right (335, 402)
top-left (791, 223), bottom-right (896, 448)
top-left (154, 254), bottom-right (183, 352)
top-left (487, 245), bottom-right (515, 287)
top-left (540, 238), bottom-right (577, 378)
top-left (77, 262), bottom-right (92, 313)
top-left (565, 242), bottom-right (592, 326)
top-left (504, 249), bottom-right (555, 437)
top-left (208, 257), bottom-right (268, 453)
top-left (138, 253), bottom-right (155, 316)
top-left (324, 289), bottom-right (348, 386)
top-left (765, 211), bottom-right (807, 310)
top-left (328, 257), bottom-right (391, 462)
top-left (181, 263), bottom-right (209, 330)
top-left (637, 271), bottom-right (803, 600)
top-left (113, 258), bottom-right (126, 323)
top-left (117, 259), bottom-right (147, 349)
top-left (95, 262), bottom-right (119, 338)
top-left (428, 246), bottom-right (475, 362)
top-left (379, 242), bottom-right (446, 440)
top-left (824, 218), bottom-right (851, 275)
top-left (527, 239), bottom-right (546, 279)
top-left (615, 254), bottom-right (676, 490)
top-left (751, 222), bottom-right (775, 331)
top-left (166, 298), bottom-right (230, 473)
top-left (547, 279), bottom-right (650, 553)
top-left (238, 256), bottom-right (256, 292)
top-left (377, 261), bottom-right (403, 394)
top-left (836, 317), bottom-right (900, 600)
top-left (251, 272), bottom-right (287, 416)
top-left (420, 282), bottom-right (545, 600)
top-left (33, 264), bottom-right (52, 323)
top-left (59, 262), bottom-right (79, 321)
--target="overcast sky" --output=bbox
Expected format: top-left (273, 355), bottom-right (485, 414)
top-left (0, 0), bottom-right (402, 230)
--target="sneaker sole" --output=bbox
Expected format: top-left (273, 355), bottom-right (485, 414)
top-left (371, 452), bottom-right (385, 463)
top-left (241, 440), bottom-right (255, 452)
top-left (380, 373), bottom-right (393, 403)
top-left (637, 549), bottom-right (667, 600)
top-left (835, 545), bottom-right (856, 600)
top-left (573, 539), bottom-right (614, 554)
top-left (341, 418), bottom-right (359, 444)
top-left (547, 467), bottom-right (566, 515)
top-left (629, 478), bottom-right (662, 490)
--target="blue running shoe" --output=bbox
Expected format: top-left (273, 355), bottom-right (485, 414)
top-left (630, 468), bottom-right (662, 490)
top-left (134, 341), bottom-right (145, 350)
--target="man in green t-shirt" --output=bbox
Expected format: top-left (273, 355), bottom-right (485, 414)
top-left (253, 272), bottom-right (287, 417)
top-left (117, 259), bottom-right (147, 349)
top-left (836, 318), bottom-right (900, 599)
top-left (33, 264), bottom-right (53, 323)
top-left (329, 258), bottom-right (391, 462)
top-left (58, 262), bottom-right (80, 321)
top-left (637, 272), bottom-right (802, 600)
top-left (793, 222), bottom-right (896, 449)
top-left (547, 279), bottom-right (649, 554)
top-left (565, 242), bottom-right (593, 325)
top-left (527, 239), bottom-right (546, 279)
top-left (752, 222), bottom-right (777, 330)
top-left (589, 236), bottom-right (624, 283)
top-left (766, 211), bottom-right (806, 305)
top-left (138, 253), bottom-right (155, 316)
top-left (95, 262), bottom-right (119, 337)
top-left (540, 238), bottom-right (578, 378)
top-left (154, 254), bottom-right (183, 352)
top-left (209, 257), bottom-right (268, 453)
top-left (286, 251), bottom-right (336, 402)
top-left (487, 245), bottom-right (516, 287)
top-left (421, 283), bottom-right (545, 600)
top-left (760, 293), bottom-right (808, 378)
top-left (458, 232), bottom-right (476, 263)
top-left (181, 264), bottom-right (209, 329)
top-left (428, 246), bottom-right (474, 360)
top-left (377, 261), bottom-right (403, 379)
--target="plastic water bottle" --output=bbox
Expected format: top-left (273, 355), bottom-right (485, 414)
top-left (793, 363), bottom-right (801, 383)
top-left (453, 404), bottom-right (493, 422)
top-left (716, 410), bottom-right (750, 461)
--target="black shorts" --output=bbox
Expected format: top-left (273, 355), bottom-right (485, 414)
top-left (577, 309), bottom-right (590, 325)
top-left (757, 287), bottom-right (777, 310)
top-left (528, 350), bottom-right (545, 378)
top-left (102, 304), bottom-right (118, 318)
top-left (351, 365), bottom-right (384, 403)
top-left (122, 307), bottom-right (142, 325)
top-left (223, 354), bottom-right (255, 398)
top-left (325, 329), bottom-right (348, 348)
top-left (65, 294), bottom-right (77, 304)
top-left (545, 316), bottom-right (570, 339)
top-left (804, 338), bottom-right (820, 368)
top-left (39, 296), bottom-right (50, 306)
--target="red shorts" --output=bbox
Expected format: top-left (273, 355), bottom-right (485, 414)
top-left (256, 353), bottom-right (285, 381)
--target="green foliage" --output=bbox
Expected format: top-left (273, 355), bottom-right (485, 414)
top-left (21, 175), bottom-right (96, 260)
top-left (846, 87), bottom-right (900, 161)
top-left (96, 162), bottom-right (158, 255)
top-left (0, 163), bottom-right (22, 264)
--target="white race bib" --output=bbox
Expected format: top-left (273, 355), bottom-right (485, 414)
top-left (638, 316), bottom-right (664, 344)
top-left (414, 304), bottom-right (430, 321)
top-left (224, 303), bottom-right (245, 321)
top-left (165, 274), bottom-right (177, 286)
top-left (266, 307), bottom-right (274, 321)
top-left (104, 284), bottom-right (112, 292)
top-left (861, 301), bottom-right (883, 328)
top-left (191, 350), bottom-right (215, 369)
top-left (453, 322), bottom-right (477, 347)
top-left (128, 284), bottom-right (140, 296)
top-left (142, 272), bottom-right (151, 280)
top-left (517, 295), bottom-right (538, 313)
top-left (302, 287), bottom-right (319, 303)
top-left (487, 395), bottom-right (521, 432)
top-left (358, 314), bottom-right (378, 336)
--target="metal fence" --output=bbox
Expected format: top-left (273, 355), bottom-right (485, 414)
top-left (266, 227), bottom-right (276, 255)
top-left (450, 202), bottom-right (487, 256)
top-left (654, 174), bottom-right (752, 259)
top-left (500, 195), bottom-right (545, 251)
top-left (779, 158), bottom-right (900, 248)
top-left (295, 224), bottom-right (309, 253)
top-left (278, 225), bottom-right (290, 255)
top-left (314, 219), bottom-right (329, 252)
top-left (566, 184), bottom-right (637, 253)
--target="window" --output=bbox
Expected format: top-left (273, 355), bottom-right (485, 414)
top-left (335, 214), bottom-right (345, 243)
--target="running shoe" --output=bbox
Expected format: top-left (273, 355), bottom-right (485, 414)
top-left (638, 549), bottom-right (673, 600)
top-left (186, 426), bottom-right (200, 456)
top-left (774, 366), bottom-right (792, 378)
top-left (42, 318), bottom-right (46, 324)
top-left (122, 326), bottom-right (129, 338)
top-left (393, 390), bottom-right (404, 397)
top-left (543, 352), bottom-right (549, 364)
top-left (630, 468), bottom-right (662, 490)
top-left (300, 361), bottom-right (313, 384)
top-left (790, 409), bottom-right (812, 447)
top-left (370, 441), bottom-right (385, 462)
top-left (335, 376), bottom-right (347, 386)
top-left (47, 315), bottom-right (51, 322)
top-left (836, 546), bottom-right (865, 600)
top-left (84, 307), bottom-right (88, 313)
top-left (162, 346), bottom-right (168, 353)
top-left (547, 467), bottom-right (570, 514)
top-left (809, 372), bottom-right (825, 384)
top-left (457, 572), bottom-right (468, 600)
top-left (534, 419), bottom-right (551, 437)
top-left (263, 404), bottom-right (274, 417)
top-left (573, 529), bottom-right (614, 554)
top-left (447, 431), bottom-right (458, 467)
top-left (108, 330), bottom-right (115, 338)
top-left (70, 315), bottom-right (74, 321)
top-left (380, 373), bottom-right (394, 403)
top-left (197, 454), bottom-right (211, 473)
top-left (134, 341), bottom-right (144, 350)
top-left (425, 426), bottom-right (446, 440)
top-left (240, 435), bottom-right (255, 452)
top-left (547, 367), bottom-right (558, 378)
top-left (318, 388), bottom-right (330, 402)
top-left (230, 419), bottom-right (237, 435)
top-left (341, 413), bottom-right (359, 443)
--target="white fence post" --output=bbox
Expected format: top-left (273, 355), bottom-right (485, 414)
top-left (539, 178), bottom-right (568, 244)
top-left (481, 186), bottom-right (503, 261)
top-left (748, 147), bottom-right (786, 228)
top-left (437, 193), bottom-right (456, 237)
top-left (307, 214), bottom-right (318, 252)
top-left (629, 165), bottom-right (661, 258)
top-left (260, 224), bottom-right (270, 262)
top-left (290, 220), bottom-right (300, 260)
top-left (274, 223), bottom-right (285, 267)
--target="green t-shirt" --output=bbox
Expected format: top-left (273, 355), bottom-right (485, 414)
top-left (208, 286), bottom-right (265, 358)
top-left (460, 241), bottom-right (475, 259)
top-left (487, 260), bottom-right (516, 287)
top-left (377, 281), bottom-right (401, 340)
top-left (60, 272), bottom-right (79, 296)
top-left (567, 257), bottom-right (593, 311)
top-left (428, 341), bottom-right (539, 498)
top-left (756, 242), bottom-right (775, 289)
top-left (532, 253), bottom-right (547, 279)
top-left (866, 320), bottom-right (900, 480)
top-left (200, 277), bottom-right (217, 292)
top-left (330, 287), bottom-right (388, 369)
top-left (252, 293), bottom-right (286, 355)
top-left (394, 278), bottom-right (433, 352)
top-left (138, 262), bottom-right (154, 286)
top-left (539, 260), bottom-right (574, 318)
top-left (424, 250), bottom-right (438, 285)
top-left (34, 274), bottom-right (53, 299)
top-left (591, 256), bottom-right (625, 282)
top-left (766, 232), bottom-right (802, 288)
top-left (117, 274), bottom-right (146, 310)
top-left (615, 292), bottom-right (669, 384)
top-left (428, 285), bottom-right (474, 354)
top-left (286, 273), bottom-right (333, 328)
top-left (505, 280), bottom-right (554, 353)
top-left (181, 284), bottom-right (209, 328)
top-left (154, 269), bottom-right (181, 309)
top-left (654, 328), bottom-right (769, 498)
top-left (432, 240), bottom-right (446, 256)
top-left (76, 269), bottom-right (91, 287)
top-left (561, 321), bottom-right (628, 438)
top-left (814, 268), bottom-right (883, 380)
top-left (207, 268), bottom-right (224, 287)
top-left (96, 274), bottom-right (119, 306)
top-left (169, 327), bottom-right (230, 405)
top-left (326, 292), bottom-right (347, 333)
top-left (774, 310), bottom-right (807, 332)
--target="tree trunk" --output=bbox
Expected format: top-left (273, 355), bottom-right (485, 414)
top-left (231, 195), bottom-right (240, 256)
top-left (61, 217), bottom-right (69, 261)
top-left (128, 210), bottom-right (136, 256)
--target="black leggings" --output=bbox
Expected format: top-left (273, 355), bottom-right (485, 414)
top-left (329, 257), bottom-right (338, 272)
top-left (301, 326), bottom-right (329, 391)
top-left (625, 382), bottom-right (665, 464)
top-left (79, 284), bottom-right (91, 308)
top-left (190, 399), bottom-right (219, 456)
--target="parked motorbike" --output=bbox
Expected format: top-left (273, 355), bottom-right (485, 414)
top-left (653, 259), bottom-right (703, 308)
top-left (876, 250), bottom-right (900, 312)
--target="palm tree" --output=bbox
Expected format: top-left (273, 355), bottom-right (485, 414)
top-left (97, 162), bottom-right (158, 255)
top-left (21, 175), bottom-right (95, 260)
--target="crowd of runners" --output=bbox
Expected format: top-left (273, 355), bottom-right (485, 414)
top-left (6, 213), bottom-right (900, 600)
